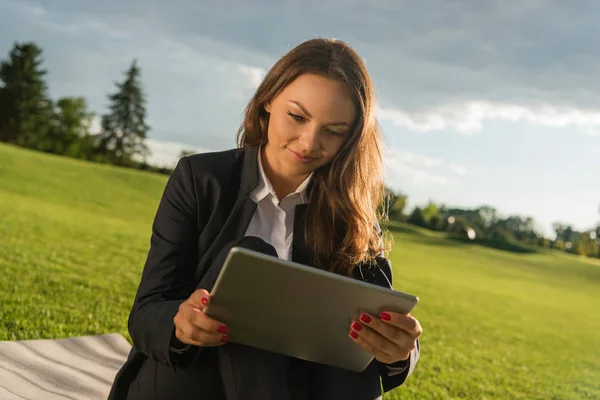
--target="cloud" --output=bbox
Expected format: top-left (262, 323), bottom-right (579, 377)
top-left (4, 0), bottom-right (600, 143)
top-left (238, 65), bottom-right (266, 89)
top-left (449, 163), bottom-right (468, 176)
top-left (383, 148), bottom-right (467, 187)
top-left (88, 0), bottom-right (598, 137)
top-left (378, 101), bottom-right (600, 135)
top-left (0, 1), bottom-right (267, 150)
top-left (140, 139), bottom-right (213, 168)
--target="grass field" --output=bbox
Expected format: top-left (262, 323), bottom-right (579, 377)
top-left (1, 143), bottom-right (599, 399)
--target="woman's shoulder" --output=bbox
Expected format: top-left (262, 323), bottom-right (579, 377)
top-left (185, 147), bottom-right (246, 169)
top-left (174, 146), bottom-right (259, 195)
top-left (179, 147), bottom-right (250, 180)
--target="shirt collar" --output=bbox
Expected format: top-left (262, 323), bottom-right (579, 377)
top-left (250, 146), bottom-right (312, 204)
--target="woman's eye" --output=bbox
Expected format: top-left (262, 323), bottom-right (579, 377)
top-left (287, 112), bottom-right (305, 122)
top-left (326, 128), bottom-right (344, 137)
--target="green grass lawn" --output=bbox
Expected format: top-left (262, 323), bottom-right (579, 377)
top-left (1, 143), bottom-right (599, 399)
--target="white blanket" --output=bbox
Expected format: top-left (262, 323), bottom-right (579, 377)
top-left (0, 334), bottom-right (130, 400)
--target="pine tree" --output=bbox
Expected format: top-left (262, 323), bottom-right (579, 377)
top-left (0, 42), bottom-right (52, 147)
top-left (97, 59), bottom-right (150, 166)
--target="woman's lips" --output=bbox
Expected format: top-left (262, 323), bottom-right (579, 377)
top-left (288, 148), bottom-right (315, 163)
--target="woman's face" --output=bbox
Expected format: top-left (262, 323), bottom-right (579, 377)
top-left (264, 73), bottom-right (356, 179)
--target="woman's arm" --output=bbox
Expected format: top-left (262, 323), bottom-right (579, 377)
top-left (127, 156), bottom-right (201, 367)
top-left (354, 256), bottom-right (421, 391)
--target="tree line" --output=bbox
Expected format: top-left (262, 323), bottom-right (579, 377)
top-left (2, 41), bottom-right (599, 260)
top-left (381, 190), bottom-right (600, 259)
top-left (0, 41), bottom-right (170, 174)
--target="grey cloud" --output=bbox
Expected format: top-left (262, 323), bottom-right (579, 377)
top-left (42, 0), bottom-right (600, 112)
top-left (3, 0), bottom-right (600, 143)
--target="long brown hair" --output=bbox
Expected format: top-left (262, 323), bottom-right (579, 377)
top-left (237, 38), bottom-right (386, 275)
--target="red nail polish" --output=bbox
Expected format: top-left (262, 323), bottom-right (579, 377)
top-left (352, 322), bottom-right (362, 331)
top-left (380, 312), bottom-right (391, 321)
top-left (350, 331), bottom-right (358, 339)
top-left (201, 297), bottom-right (208, 306)
top-left (221, 335), bottom-right (229, 343)
top-left (217, 325), bottom-right (228, 334)
top-left (360, 314), bottom-right (371, 323)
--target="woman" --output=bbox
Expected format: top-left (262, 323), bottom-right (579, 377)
top-left (109, 37), bottom-right (422, 400)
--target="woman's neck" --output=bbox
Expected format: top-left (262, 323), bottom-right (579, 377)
top-left (261, 145), bottom-right (308, 200)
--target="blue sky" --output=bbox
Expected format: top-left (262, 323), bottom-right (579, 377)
top-left (1, 0), bottom-right (599, 236)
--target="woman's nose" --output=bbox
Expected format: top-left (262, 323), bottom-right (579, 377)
top-left (297, 126), bottom-right (320, 152)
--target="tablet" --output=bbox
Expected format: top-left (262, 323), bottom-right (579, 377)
top-left (203, 247), bottom-right (419, 372)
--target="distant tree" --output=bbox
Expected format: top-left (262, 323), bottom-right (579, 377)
top-left (422, 201), bottom-right (439, 223)
top-left (537, 237), bottom-right (551, 248)
top-left (489, 215), bottom-right (537, 242)
top-left (428, 214), bottom-right (444, 231)
top-left (440, 207), bottom-right (486, 238)
top-left (179, 149), bottom-right (196, 158)
top-left (97, 59), bottom-right (150, 166)
top-left (577, 232), bottom-right (597, 257)
top-left (0, 42), bottom-right (52, 147)
top-left (552, 223), bottom-right (574, 243)
top-left (478, 206), bottom-right (499, 230)
top-left (448, 216), bottom-right (472, 239)
top-left (553, 240), bottom-right (565, 251)
top-left (390, 193), bottom-right (407, 221)
top-left (408, 207), bottom-right (427, 228)
top-left (42, 97), bottom-right (96, 156)
top-left (0, 84), bottom-right (8, 136)
top-left (489, 227), bottom-right (516, 243)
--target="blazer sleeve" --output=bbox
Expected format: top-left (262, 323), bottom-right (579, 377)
top-left (360, 239), bottom-right (421, 393)
top-left (374, 256), bottom-right (421, 392)
top-left (127, 156), bottom-right (201, 368)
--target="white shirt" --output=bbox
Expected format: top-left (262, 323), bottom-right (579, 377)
top-left (243, 148), bottom-right (419, 379)
top-left (245, 148), bottom-right (311, 260)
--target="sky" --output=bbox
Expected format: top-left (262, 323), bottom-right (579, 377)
top-left (1, 0), bottom-right (599, 236)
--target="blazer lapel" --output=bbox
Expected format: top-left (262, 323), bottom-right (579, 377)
top-left (194, 146), bottom-right (260, 287)
top-left (291, 204), bottom-right (311, 266)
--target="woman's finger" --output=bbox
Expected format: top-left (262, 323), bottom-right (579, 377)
top-left (380, 312), bottom-right (423, 339)
top-left (353, 313), bottom-right (408, 347)
top-left (349, 320), bottom-right (399, 357)
top-left (349, 327), bottom-right (399, 365)
top-left (354, 313), bottom-right (416, 352)
top-left (173, 295), bottom-right (229, 347)
top-left (185, 303), bottom-right (228, 334)
top-left (175, 319), bottom-right (228, 347)
top-left (188, 289), bottom-right (211, 311)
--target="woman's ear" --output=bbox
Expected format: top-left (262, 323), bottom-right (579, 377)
top-left (264, 102), bottom-right (271, 113)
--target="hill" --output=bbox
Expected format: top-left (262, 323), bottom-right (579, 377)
top-left (0, 143), bottom-right (598, 399)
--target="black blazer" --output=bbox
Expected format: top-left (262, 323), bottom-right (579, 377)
top-left (108, 146), bottom-right (413, 400)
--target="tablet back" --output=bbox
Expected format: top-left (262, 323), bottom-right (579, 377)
top-left (204, 247), bottom-right (419, 372)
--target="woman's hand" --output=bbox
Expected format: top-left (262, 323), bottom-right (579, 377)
top-left (173, 289), bottom-right (229, 347)
top-left (349, 312), bottom-right (422, 364)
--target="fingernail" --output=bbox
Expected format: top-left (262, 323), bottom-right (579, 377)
top-left (360, 314), bottom-right (371, 323)
top-left (201, 297), bottom-right (208, 306)
top-left (350, 331), bottom-right (358, 339)
top-left (221, 335), bottom-right (229, 343)
top-left (380, 312), bottom-right (391, 321)
top-left (352, 322), bottom-right (362, 331)
top-left (217, 325), bottom-right (228, 334)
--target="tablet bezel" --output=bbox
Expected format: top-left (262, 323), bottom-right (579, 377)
top-left (204, 247), bottom-right (419, 372)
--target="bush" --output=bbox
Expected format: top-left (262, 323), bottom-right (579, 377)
top-left (489, 227), bottom-right (515, 243)
top-left (408, 207), bottom-right (427, 228)
top-left (428, 215), bottom-right (444, 231)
